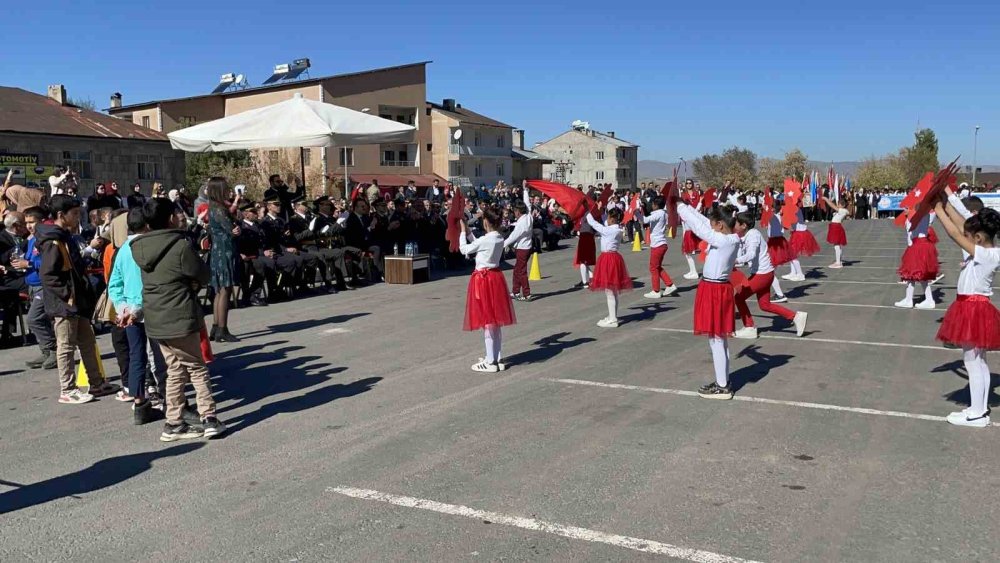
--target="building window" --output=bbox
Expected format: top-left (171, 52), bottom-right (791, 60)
top-left (474, 162), bottom-right (483, 177)
top-left (383, 150), bottom-right (394, 164)
top-left (474, 131), bottom-right (482, 147)
top-left (596, 171), bottom-right (605, 180)
top-left (496, 162), bottom-right (505, 176)
top-left (137, 154), bottom-right (162, 180)
top-left (268, 150), bottom-right (279, 166)
top-left (178, 116), bottom-right (197, 129)
top-left (62, 150), bottom-right (93, 179)
top-left (449, 161), bottom-right (463, 176)
top-left (596, 151), bottom-right (604, 160)
top-left (141, 116), bottom-right (150, 128)
top-left (496, 135), bottom-right (505, 148)
top-left (339, 148), bottom-right (354, 166)
top-left (302, 148), bottom-right (311, 166)
top-left (380, 113), bottom-right (391, 121)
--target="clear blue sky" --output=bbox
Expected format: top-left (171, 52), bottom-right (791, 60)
top-left (5, 0), bottom-right (998, 165)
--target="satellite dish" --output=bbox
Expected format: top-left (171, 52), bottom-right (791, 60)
top-left (235, 74), bottom-right (245, 84)
top-left (453, 129), bottom-right (463, 141)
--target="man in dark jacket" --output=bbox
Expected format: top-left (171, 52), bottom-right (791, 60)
top-left (132, 198), bottom-right (225, 441)
top-left (37, 195), bottom-right (118, 404)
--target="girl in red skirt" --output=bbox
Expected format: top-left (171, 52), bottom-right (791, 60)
top-left (894, 214), bottom-right (939, 309)
top-left (823, 197), bottom-right (849, 269)
top-left (574, 216), bottom-right (597, 288)
top-left (932, 201), bottom-right (1000, 427)
top-left (786, 205), bottom-right (820, 277)
top-left (677, 202), bottom-right (741, 400)
top-left (733, 211), bottom-right (809, 340)
top-left (766, 201), bottom-right (794, 302)
top-left (681, 181), bottom-right (703, 279)
top-left (459, 209), bottom-right (517, 373)
top-left (586, 204), bottom-right (633, 328)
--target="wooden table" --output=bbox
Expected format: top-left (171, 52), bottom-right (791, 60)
top-left (384, 253), bottom-right (430, 285)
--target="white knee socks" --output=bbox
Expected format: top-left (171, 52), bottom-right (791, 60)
top-left (483, 324), bottom-right (502, 364)
top-left (685, 254), bottom-right (697, 276)
top-left (789, 260), bottom-right (803, 277)
top-left (963, 347), bottom-right (990, 417)
top-left (605, 290), bottom-right (619, 321)
top-left (709, 337), bottom-right (729, 387)
top-left (921, 282), bottom-right (933, 304)
top-left (904, 282), bottom-right (915, 302)
top-left (771, 276), bottom-right (785, 298)
top-left (580, 264), bottom-right (591, 284)
top-left (834, 245), bottom-right (842, 264)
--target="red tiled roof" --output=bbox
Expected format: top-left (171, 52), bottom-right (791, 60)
top-left (0, 87), bottom-right (168, 141)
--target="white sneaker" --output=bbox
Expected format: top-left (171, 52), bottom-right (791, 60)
top-left (643, 291), bottom-right (662, 299)
top-left (597, 318), bottom-right (619, 328)
top-left (58, 389), bottom-right (95, 405)
top-left (771, 295), bottom-right (788, 303)
top-left (946, 411), bottom-right (990, 428)
top-left (781, 273), bottom-right (796, 281)
top-left (793, 311), bottom-right (808, 337)
top-left (828, 262), bottom-right (843, 269)
top-left (789, 274), bottom-right (806, 282)
top-left (662, 285), bottom-right (678, 297)
top-left (471, 361), bottom-right (499, 373)
top-left (734, 326), bottom-right (758, 339)
top-left (894, 299), bottom-right (914, 309)
top-left (478, 358), bottom-right (507, 371)
top-left (916, 299), bottom-right (936, 310)
top-left (683, 272), bottom-right (699, 280)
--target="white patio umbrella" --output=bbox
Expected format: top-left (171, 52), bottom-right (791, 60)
top-left (167, 93), bottom-right (414, 152)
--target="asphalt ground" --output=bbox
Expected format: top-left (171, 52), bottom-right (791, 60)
top-left (1, 219), bottom-right (997, 562)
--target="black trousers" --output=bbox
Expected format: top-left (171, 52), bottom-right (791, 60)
top-left (306, 245), bottom-right (348, 285)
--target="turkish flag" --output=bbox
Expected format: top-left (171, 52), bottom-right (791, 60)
top-left (702, 188), bottom-right (717, 210)
top-left (622, 192), bottom-right (641, 223)
top-left (909, 158), bottom-right (960, 231)
top-left (780, 178), bottom-right (801, 229)
top-left (662, 181), bottom-right (680, 236)
top-left (760, 189), bottom-right (774, 226)
top-left (527, 180), bottom-right (589, 222)
top-left (445, 186), bottom-right (466, 252)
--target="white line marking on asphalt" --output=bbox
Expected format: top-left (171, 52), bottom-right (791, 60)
top-left (785, 279), bottom-right (903, 285)
top-left (327, 486), bottom-right (762, 563)
top-left (323, 327), bottom-right (352, 334)
top-left (544, 378), bottom-right (1000, 427)
top-left (791, 301), bottom-right (940, 311)
top-left (648, 327), bottom-right (948, 351)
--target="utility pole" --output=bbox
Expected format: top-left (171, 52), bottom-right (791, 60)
top-left (973, 125), bottom-right (981, 188)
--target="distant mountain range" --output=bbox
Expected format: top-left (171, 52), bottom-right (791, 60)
top-left (638, 159), bottom-right (1000, 180)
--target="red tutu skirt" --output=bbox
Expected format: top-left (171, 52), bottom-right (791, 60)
top-left (590, 251), bottom-right (633, 291)
top-left (789, 230), bottom-right (821, 257)
top-left (897, 238), bottom-right (939, 281)
top-left (574, 232), bottom-right (597, 267)
top-left (936, 295), bottom-right (1000, 350)
top-left (767, 236), bottom-right (796, 266)
top-left (693, 280), bottom-right (736, 337)
top-left (464, 268), bottom-right (517, 331)
top-left (682, 230), bottom-right (702, 254)
top-left (928, 226), bottom-right (939, 244)
top-left (826, 223), bottom-right (847, 246)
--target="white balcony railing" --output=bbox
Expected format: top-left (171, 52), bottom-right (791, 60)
top-left (381, 160), bottom-right (416, 167)
top-left (449, 144), bottom-right (509, 157)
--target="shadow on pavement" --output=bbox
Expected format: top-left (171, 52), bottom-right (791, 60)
top-left (505, 331), bottom-right (595, 367)
top-left (786, 282), bottom-right (819, 299)
top-left (0, 442), bottom-right (204, 515)
top-left (620, 302), bottom-right (676, 324)
top-left (933, 359), bottom-right (1000, 408)
top-left (224, 376), bottom-right (381, 436)
top-left (730, 344), bottom-right (793, 392)
top-left (237, 312), bottom-right (370, 339)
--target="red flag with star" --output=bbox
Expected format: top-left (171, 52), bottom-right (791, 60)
top-left (760, 189), bottom-right (774, 226)
top-left (908, 158), bottom-right (960, 231)
top-left (780, 178), bottom-right (801, 229)
top-left (894, 172), bottom-right (934, 228)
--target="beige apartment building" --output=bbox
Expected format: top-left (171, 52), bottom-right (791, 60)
top-left (109, 62), bottom-right (443, 196)
top-left (428, 99), bottom-right (513, 189)
top-left (534, 125), bottom-right (639, 191)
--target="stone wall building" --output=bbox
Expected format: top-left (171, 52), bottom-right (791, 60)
top-left (0, 85), bottom-right (184, 197)
top-left (534, 126), bottom-right (639, 191)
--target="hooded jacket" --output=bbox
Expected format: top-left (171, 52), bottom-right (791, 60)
top-left (36, 222), bottom-right (96, 319)
top-left (131, 229), bottom-right (209, 340)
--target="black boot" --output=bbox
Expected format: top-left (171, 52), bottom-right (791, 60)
top-left (215, 327), bottom-right (240, 343)
top-left (133, 400), bottom-right (157, 425)
top-left (209, 326), bottom-right (218, 342)
top-left (41, 351), bottom-right (58, 370)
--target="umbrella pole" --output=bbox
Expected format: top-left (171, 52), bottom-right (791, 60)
top-left (299, 147), bottom-right (306, 194)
